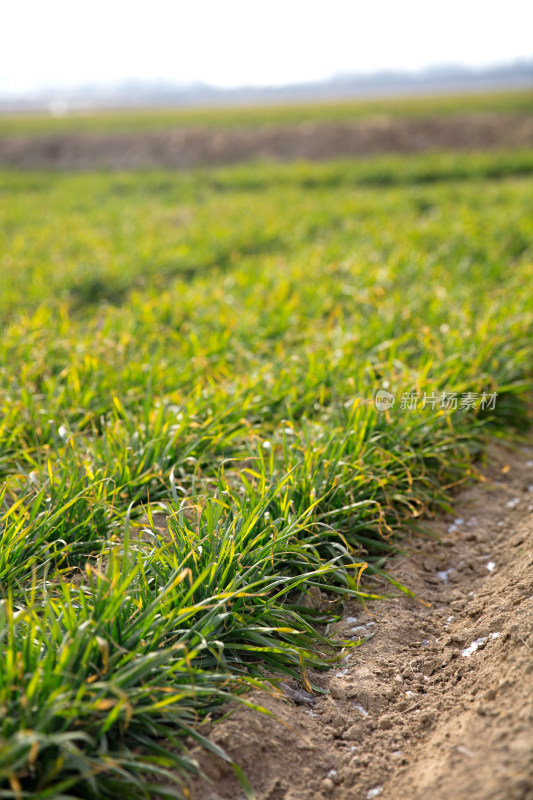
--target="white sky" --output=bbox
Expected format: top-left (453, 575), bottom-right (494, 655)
top-left (1, 0), bottom-right (532, 94)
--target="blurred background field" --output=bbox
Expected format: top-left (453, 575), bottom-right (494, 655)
top-left (1, 88), bottom-right (532, 170)
top-left (1, 88), bottom-right (532, 137)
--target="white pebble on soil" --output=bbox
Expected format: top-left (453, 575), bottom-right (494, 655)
top-left (462, 637), bottom-right (487, 656)
top-left (486, 561), bottom-right (496, 572)
top-left (437, 569), bottom-right (453, 584)
top-left (353, 703), bottom-right (369, 716)
top-left (367, 787), bottom-right (383, 799)
top-left (462, 632), bottom-right (500, 657)
top-left (456, 745), bottom-right (475, 758)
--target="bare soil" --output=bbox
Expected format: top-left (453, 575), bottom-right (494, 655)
top-left (188, 440), bottom-right (533, 800)
top-left (1, 113), bottom-right (533, 170)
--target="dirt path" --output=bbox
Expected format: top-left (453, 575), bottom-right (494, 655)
top-left (1, 113), bottom-right (533, 169)
top-left (189, 440), bottom-right (533, 800)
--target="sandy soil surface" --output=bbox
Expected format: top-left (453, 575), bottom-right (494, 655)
top-left (1, 113), bottom-right (533, 170)
top-left (188, 440), bottom-right (533, 800)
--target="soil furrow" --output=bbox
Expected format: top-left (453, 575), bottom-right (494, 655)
top-left (189, 440), bottom-right (533, 800)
